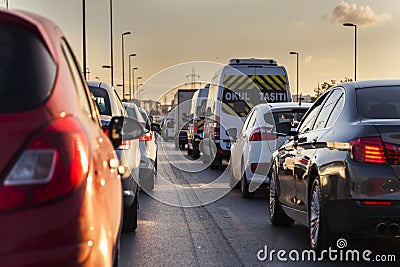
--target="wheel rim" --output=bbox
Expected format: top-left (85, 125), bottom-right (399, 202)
top-left (310, 184), bottom-right (320, 247)
top-left (269, 173), bottom-right (276, 219)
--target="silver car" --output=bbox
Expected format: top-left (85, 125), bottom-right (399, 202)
top-left (88, 81), bottom-right (141, 232)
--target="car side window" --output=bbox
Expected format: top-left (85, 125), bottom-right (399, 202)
top-left (314, 89), bottom-right (344, 130)
top-left (241, 110), bottom-right (254, 133)
top-left (113, 90), bottom-right (127, 116)
top-left (298, 92), bottom-right (330, 134)
top-left (61, 39), bottom-right (95, 121)
top-left (247, 109), bottom-right (258, 130)
top-left (325, 92), bottom-right (345, 128)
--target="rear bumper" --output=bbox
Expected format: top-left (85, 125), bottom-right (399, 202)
top-left (326, 199), bottom-right (400, 233)
top-left (0, 183), bottom-right (119, 267)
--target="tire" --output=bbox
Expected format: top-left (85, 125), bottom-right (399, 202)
top-left (210, 156), bottom-right (222, 170)
top-left (154, 157), bottom-right (158, 177)
top-left (179, 142), bottom-right (185, 150)
top-left (192, 141), bottom-right (200, 159)
top-left (269, 167), bottom-right (295, 226)
top-left (240, 170), bottom-right (255, 198)
top-left (142, 172), bottom-right (155, 191)
top-left (123, 193), bottom-right (138, 232)
top-left (309, 178), bottom-right (337, 251)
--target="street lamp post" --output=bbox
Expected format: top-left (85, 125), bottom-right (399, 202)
top-left (109, 0), bottom-right (114, 86)
top-left (82, 0), bottom-right (87, 79)
top-left (121, 32), bottom-right (131, 101)
top-left (128, 53), bottom-right (136, 100)
top-left (102, 65), bottom-right (113, 84)
top-left (343, 23), bottom-right (357, 81)
top-left (136, 76), bottom-right (142, 100)
top-left (289, 51), bottom-right (299, 102)
top-left (131, 67), bottom-right (138, 100)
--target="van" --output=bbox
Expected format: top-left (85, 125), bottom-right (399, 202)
top-left (202, 58), bottom-right (292, 168)
top-left (187, 84), bottom-right (210, 158)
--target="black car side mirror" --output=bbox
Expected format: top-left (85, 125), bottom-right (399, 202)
top-left (109, 116), bottom-right (145, 149)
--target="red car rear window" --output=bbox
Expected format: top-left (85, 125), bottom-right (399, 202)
top-left (0, 22), bottom-right (56, 113)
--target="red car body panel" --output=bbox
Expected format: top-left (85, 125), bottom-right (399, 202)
top-left (0, 9), bottom-right (122, 267)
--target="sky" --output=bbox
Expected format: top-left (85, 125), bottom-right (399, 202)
top-left (5, 0), bottom-right (400, 102)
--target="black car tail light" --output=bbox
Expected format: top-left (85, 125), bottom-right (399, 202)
top-left (0, 116), bottom-right (89, 211)
top-left (385, 143), bottom-right (400, 165)
top-left (350, 137), bottom-right (387, 164)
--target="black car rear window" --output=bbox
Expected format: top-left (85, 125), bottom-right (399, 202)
top-left (0, 23), bottom-right (56, 113)
top-left (356, 86), bottom-right (400, 119)
top-left (89, 86), bottom-right (111, 116)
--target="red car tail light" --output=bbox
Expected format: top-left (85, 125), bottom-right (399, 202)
top-left (250, 127), bottom-right (276, 141)
top-left (361, 200), bottom-right (392, 206)
top-left (350, 137), bottom-right (386, 164)
top-left (118, 140), bottom-right (131, 150)
top-left (102, 124), bottom-right (110, 136)
top-left (385, 143), bottom-right (400, 165)
top-left (0, 117), bottom-right (89, 211)
top-left (139, 132), bottom-right (153, 142)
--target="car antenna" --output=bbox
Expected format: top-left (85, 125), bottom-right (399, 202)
top-left (298, 93), bottom-right (302, 106)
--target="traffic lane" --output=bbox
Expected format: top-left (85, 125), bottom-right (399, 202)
top-left (121, 186), bottom-right (400, 266)
top-left (121, 141), bottom-right (400, 266)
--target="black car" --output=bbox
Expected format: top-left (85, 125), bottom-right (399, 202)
top-left (269, 80), bottom-right (400, 250)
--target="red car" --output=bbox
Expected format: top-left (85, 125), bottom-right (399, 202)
top-left (0, 9), bottom-right (143, 267)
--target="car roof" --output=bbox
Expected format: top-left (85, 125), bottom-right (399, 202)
top-left (87, 80), bottom-right (114, 92)
top-left (339, 79), bottom-right (400, 89)
top-left (267, 102), bottom-right (312, 109)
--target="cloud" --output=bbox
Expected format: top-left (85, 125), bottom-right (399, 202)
top-left (303, 56), bottom-right (313, 64)
top-left (331, 1), bottom-right (391, 26)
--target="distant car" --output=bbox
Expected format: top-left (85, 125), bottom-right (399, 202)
top-left (162, 117), bottom-right (175, 141)
top-left (88, 81), bottom-right (141, 232)
top-left (0, 9), bottom-right (143, 266)
top-left (270, 80), bottom-right (400, 251)
top-left (138, 107), bottom-right (159, 191)
top-left (229, 102), bottom-right (311, 197)
top-left (187, 84), bottom-right (209, 158)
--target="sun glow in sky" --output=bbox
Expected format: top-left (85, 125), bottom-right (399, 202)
top-left (7, 0), bottom-right (400, 101)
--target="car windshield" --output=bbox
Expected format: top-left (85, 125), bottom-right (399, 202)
top-left (356, 86), bottom-right (400, 119)
top-left (272, 109), bottom-right (308, 123)
top-left (0, 23), bottom-right (56, 113)
top-left (90, 86), bottom-right (112, 116)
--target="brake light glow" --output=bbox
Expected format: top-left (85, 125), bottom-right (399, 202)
top-left (361, 201), bottom-right (392, 206)
top-left (350, 137), bottom-right (387, 164)
top-left (250, 127), bottom-right (276, 141)
top-left (0, 117), bottom-right (89, 211)
top-left (118, 140), bottom-right (130, 150)
top-left (140, 132), bottom-right (153, 141)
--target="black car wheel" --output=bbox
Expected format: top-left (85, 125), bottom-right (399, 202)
top-left (269, 167), bottom-right (294, 226)
top-left (123, 193), bottom-right (138, 232)
top-left (142, 172), bottom-right (155, 192)
top-left (309, 178), bottom-right (337, 251)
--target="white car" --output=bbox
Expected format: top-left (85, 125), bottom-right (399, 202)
top-left (88, 81), bottom-right (141, 231)
top-left (138, 107), bottom-right (159, 191)
top-left (229, 102), bottom-right (312, 198)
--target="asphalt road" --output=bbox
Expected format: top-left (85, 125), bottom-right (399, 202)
top-left (120, 139), bottom-right (400, 267)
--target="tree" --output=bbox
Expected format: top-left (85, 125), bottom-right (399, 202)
top-left (313, 77), bottom-right (353, 100)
